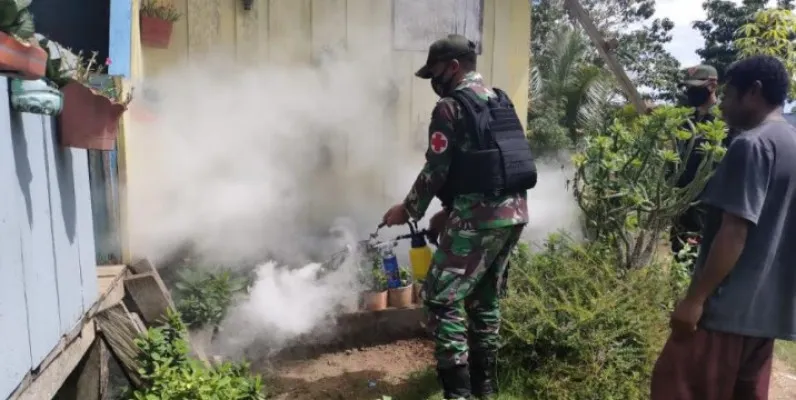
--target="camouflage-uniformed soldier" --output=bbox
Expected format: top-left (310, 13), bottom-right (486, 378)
top-left (382, 34), bottom-right (534, 400)
top-left (671, 64), bottom-right (736, 264)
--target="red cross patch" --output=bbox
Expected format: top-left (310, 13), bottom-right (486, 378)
top-left (430, 131), bottom-right (448, 154)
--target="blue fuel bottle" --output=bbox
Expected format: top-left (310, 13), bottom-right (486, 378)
top-left (381, 243), bottom-right (402, 289)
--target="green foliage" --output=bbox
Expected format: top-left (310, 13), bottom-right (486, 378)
top-left (129, 310), bottom-right (265, 400)
top-left (398, 266), bottom-right (411, 287)
top-left (531, 0), bottom-right (680, 101)
top-left (174, 269), bottom-right (249, 330)
top-left (528, 27), bottom-right (616, 154)
top-left (370, 267), bottom-right (388, 291)
top-left (140, 0), bottom-right (181, 23)
top-left (499, 235), bottom-right (678, 400)
top-left (572, 105), bottom-right (726, 269)
top-left (735, 7), bottom-right (796, 99)
top-left (693, 0), bottom-right (775, 79)
top-left (0, 0), bottom-right (35, 40)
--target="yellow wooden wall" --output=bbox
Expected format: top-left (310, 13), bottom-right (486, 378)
top-left (138, 0), bottom-right (531, 137)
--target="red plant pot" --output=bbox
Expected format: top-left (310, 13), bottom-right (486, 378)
top-left (140, 15), bottom-right (174, 49)
top-left (0, 31), bottom-right (47, 80)
top-left (58, 81), bottom-right (127, 150)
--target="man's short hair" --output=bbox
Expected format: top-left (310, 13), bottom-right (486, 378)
top-left (458, 51), bottom-right (477, 70)
top-left (725, 55), bottom-right (790, 106)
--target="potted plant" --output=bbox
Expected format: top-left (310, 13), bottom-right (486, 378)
top-left (140, 0), bottom-right (181, 49)
top-left (40, 39), bottom-right (133, 150)
top-left (0, 0), bottom-right (47, 79)
top-left (363, 267), bottom-right (388, 311)
top-left (388, 266), bottom-right (413, 309)
top-left (9, 70), bottom-right (63, 115)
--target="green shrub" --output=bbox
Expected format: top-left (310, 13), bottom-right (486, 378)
top-left (499, 235), bottom-right (677, 399)
top-left (130, 311), bottom-right (265, 400)
top-left (572, 105), bottom-right (726, 269)
top-left (174, 269), bottom-right (249, 329)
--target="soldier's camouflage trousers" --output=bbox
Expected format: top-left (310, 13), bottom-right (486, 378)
top-left (420, 224), bottom-right (525, 369)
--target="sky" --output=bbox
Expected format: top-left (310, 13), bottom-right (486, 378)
top-left (655, 0), bottom-right (778, 66)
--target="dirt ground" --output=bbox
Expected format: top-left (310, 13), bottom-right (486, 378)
top-left (263, 339), bottom-right (796, 400)
top-left (771, 359), bottom-right (796, 400)
top-left (265, 339), bottom-right (436, 400)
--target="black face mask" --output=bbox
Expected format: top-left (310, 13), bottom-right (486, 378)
top-left (431, 66), bottom-right (454, 97)
top-left (685, 86), bottom-right (711, 107)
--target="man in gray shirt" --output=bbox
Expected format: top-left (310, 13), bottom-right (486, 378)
top-left (651, 55), bottom-right (796, 400)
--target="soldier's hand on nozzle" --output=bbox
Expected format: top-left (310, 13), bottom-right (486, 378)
top-left (382, 203), bottom-right (410, 227)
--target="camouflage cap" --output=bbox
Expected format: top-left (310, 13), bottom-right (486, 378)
top-left (415, 34), bottom-right (477, 79)
top-left (682, 64), bottom-right (719, 87)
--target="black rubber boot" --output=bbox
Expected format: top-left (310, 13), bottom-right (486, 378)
top-left (470, 350), bottom-right (498, 399)
top-left (437, 365), bottom-right (472, 399)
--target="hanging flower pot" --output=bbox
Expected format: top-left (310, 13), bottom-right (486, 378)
top-left (0, 31), bottom-right (47, 79)
top-left (58, 81), bottom-right (128, 150)
top-left (139, 1), bottom-right (182, 49)
top-left (140, 15), bottom-right (174, 48)
top-left (10, 78), bottom-right (63, 115)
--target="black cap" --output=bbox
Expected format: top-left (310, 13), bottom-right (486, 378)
top-left (415, 34), bottom-right (476, 79)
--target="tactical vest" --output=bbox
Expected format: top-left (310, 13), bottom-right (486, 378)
top-left (436, 87), bottom-right (538, 208)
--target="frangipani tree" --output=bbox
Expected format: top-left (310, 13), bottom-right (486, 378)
top-left (572, 106), bottom-right (727, 269)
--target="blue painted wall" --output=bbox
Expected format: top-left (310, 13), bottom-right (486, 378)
top-left (0, 78), bottom-right (98, 399)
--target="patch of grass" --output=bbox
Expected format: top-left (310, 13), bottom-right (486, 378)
top-left (775, 340), bottom-right (796, 371)
top-left (385, 369), bottom-right (525, 400)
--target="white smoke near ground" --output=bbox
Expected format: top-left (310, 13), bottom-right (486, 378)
top-left (126, 47), bottom-right (581, 359)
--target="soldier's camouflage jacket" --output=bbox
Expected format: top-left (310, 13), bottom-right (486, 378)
top-left (402, 71), bottom-right (529, 231)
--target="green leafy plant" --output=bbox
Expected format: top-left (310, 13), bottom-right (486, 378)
top-left (0, 0), bottom-right (35, 40)
top-left (130, 310), bottom-right (265, 400)
top-left (140, 0), bottom-right (181, 23)
top-left (37, 37), bottom-right (133, 105)
top-left (499, 234), bottom-right (677, 399)
top-left (572, 105), bottom-right (726, 269)
top-left (174, 269), bottom-right (249, 330)
top-left (370, 267), bottom-right (388, 292)
top-left (735, 7), bottom-right (796, 99)
top-left (398, 266), bottom-right (411, 287)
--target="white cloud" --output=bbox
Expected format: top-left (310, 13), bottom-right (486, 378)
top-left (654, 0), bottom-right (778, 66)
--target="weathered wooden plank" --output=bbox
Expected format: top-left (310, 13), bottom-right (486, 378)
top-left (393, 51), bottom-right (415, 148)
top-left (268, 0), bottom-right (312, 64)
top-left (10, 110), bottom-right (61, 368)
top-left (123, 271), bottom-right (175, 325)
top-left (490, 0), bottom-right (512, 92)
top-left (409, 52), bottom-right (437, 149)
top-left (96, 304), bottom-right (144, 389)
top-left (311, 0), bottom-right (347, 62)
top-left (55, 338), bottom-right (108, 400)
top-left (479, 0), bottom-right (495, 85)
top-left (70, 143), bottom-right (98, 311)
top-left (507, 0), bottom-right (530, 129)
top-left (187, 0), bottom-right (225, 59)
top-left (41, 114), bottom-right (85, 336)
top-left (235, 0), bottom-right (263, 65)
top-left (0, 78), bottom-right (33, 400)
top-left (12, 321), bottom-right (97, 400)
top-left (95, 265), bottom-right (128, 314)
top-left (346, 0), bottom-right (391, 57)
top-left (255, 0), bottom-right (270, 63)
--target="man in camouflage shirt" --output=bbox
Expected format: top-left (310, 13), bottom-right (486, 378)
top-left (382, 34), bottom-right (528, 400)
